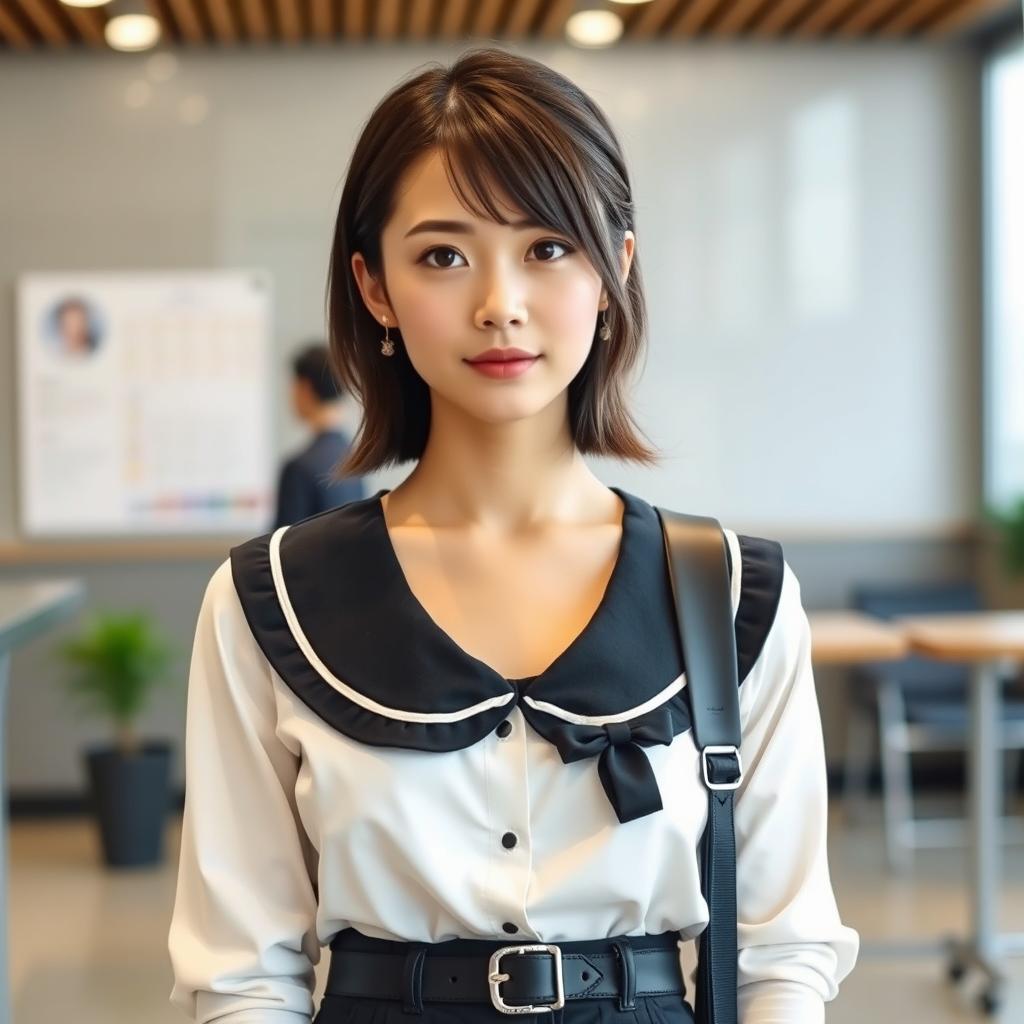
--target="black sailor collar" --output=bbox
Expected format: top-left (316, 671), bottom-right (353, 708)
top-left (230, 487), bottom-right (784, 825)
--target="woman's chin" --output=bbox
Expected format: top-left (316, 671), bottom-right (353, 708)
top-left (462, 392), bottom-right (570, 429)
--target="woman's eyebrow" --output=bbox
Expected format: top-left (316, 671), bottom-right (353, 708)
top-left (403, 217), bottom-right (543, 238)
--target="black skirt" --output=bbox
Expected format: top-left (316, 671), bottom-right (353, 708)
top-left (314, 930), bottom-right (696, 1024)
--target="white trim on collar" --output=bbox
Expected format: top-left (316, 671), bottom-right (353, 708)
top-left (522, 670), bottom-right (687, 725)
top-left (263, 520), bottom-right (742, 728)
top-left (268, 525), bottom-right (517, 724)
top-left (522, 527), bottom-right (743, 726)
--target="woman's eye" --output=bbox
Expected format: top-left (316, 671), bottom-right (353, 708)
top-left (421, 247), bottom-right (466, 270)
top-left (419, 239), bottom-right (574, 270)
top-left (530, 239), bottom-right (574, 262)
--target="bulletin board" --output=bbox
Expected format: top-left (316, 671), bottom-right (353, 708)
top-left (16, 270), bottom-right (274, 538)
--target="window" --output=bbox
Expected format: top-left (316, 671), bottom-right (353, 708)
top-left (983, 37), bottom-right (1024, 512)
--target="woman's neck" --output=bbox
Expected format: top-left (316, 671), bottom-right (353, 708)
top-left (384, 394), bottom-right (620, 533)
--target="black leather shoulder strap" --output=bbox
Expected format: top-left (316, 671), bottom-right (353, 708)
top-left (655, 508), bottom-right (740, 1024)
top-left (657, 512), bottom-right (740, 750)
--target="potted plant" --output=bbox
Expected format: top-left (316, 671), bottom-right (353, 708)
top-left (57, 610), bottom-right (177, 868)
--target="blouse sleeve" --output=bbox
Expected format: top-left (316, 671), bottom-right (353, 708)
top-left (732, 558), bottom-right (860, 1024)
top-left (167, 558), bottom-right (321, 1024)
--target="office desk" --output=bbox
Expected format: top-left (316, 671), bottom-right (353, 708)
top-left (0, 579), bottom-right (85, 1024)
top-left (807, 608), bottom-right (917, 908)
top-left (899, 610), bottom-right (1024, 1016)
top-left (807, 610), bottom-right (909, 665)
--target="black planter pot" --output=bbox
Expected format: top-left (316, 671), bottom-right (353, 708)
top-left (83, 739), bottom-right (174, 868)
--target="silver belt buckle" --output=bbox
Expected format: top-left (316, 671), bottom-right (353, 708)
top-left (487, 943), bottom-right (565, 1014)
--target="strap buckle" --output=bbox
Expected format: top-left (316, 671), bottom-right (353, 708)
top-left (487, 944), bottom-right (565, 1014)
top-left (701, 745), bottom-right (743, 791)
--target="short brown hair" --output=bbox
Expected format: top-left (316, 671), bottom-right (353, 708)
top-left (326, 47), bottom-right (658, 478)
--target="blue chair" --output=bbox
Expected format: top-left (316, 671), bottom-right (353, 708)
top-left (842, 581), bottom-right (1024, 870)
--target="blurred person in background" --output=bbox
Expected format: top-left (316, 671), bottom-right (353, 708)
top-left (273, 341), bottom-right (364, 527)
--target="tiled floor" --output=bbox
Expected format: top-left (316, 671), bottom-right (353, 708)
top-left (8, 797), bottom-right (1024, 1022)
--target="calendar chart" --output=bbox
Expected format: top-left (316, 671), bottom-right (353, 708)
top-left (17, 271), bottom-right (274, 537)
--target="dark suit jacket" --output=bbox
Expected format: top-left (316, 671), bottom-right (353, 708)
top-left (273, 429), bottom-right (364, 529)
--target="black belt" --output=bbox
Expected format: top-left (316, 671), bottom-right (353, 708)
top-left (326, 929), bottom-right (685, 1015)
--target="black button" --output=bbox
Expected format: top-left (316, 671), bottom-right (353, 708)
top-left (496, 720), bottom-right (512, 738)
top-left (502, 832), bottom-right (517, 849)
top-left (502, 922), bottom-right (518, 934)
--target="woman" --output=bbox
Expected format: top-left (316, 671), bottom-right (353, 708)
top-left (168, 48), bottom-right (858, 1024)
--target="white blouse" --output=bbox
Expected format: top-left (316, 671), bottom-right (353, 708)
top-left (167, 487), bottom-right (859, 1024)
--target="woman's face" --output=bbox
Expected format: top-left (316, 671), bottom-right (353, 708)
top-left (352, 149), bottom-right (633, 427)
top-left (58, 304), bottom-right (91, 352)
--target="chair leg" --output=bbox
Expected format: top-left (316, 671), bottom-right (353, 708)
top-left (878, 679), bottom-right (914, 872)
top-left (842, 699), bottom-right (875, 826)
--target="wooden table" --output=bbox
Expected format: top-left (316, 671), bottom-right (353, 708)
top-left (0, 579), bottom-right (85, 1024)
top-left (807, 611), bottom-right (924, 954)
top-left (807, 610), bottom-right (909, 665)
top-left (898, 610), bottom-right (1024, 1016)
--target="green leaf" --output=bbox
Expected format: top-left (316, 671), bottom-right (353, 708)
top-left (55, 611), bottom-right (178, 725)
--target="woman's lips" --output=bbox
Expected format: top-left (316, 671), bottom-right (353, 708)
top-left (464, 356), bottom-right (540, 379)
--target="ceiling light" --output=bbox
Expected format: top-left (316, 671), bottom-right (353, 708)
top-left (105, 13), bottom-right (161, 51)
top-left (566, 9), bottom-right (624, 48)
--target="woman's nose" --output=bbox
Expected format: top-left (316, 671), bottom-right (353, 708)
top-left (475, 287), bottom-right (528, 330)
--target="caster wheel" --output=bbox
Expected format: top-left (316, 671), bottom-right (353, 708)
top-left (946, 960), bottom-right (967, 983)
top-left (979, 989), bottom-right (1000, 1016)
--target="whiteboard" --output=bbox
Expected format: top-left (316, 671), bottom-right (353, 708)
top-left (16, 271), bottom-right (274, 537)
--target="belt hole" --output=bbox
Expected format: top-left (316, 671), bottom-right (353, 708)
top-left (449, 976), bottom-right (458, 983)
top-left (582, 971), bottom-right (591, 981)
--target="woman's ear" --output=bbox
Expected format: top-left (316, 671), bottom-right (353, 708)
top-left (600, 232), bottom-right (635, 310)
top-left (620, 231), bottom-right (635, 286)
top-left (350, 251), bottom-right (396, 327)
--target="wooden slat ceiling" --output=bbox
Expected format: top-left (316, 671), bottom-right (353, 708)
top-left (0, 0), bottom-right (1017, 50)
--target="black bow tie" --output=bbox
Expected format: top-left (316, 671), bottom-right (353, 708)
top-left (520, 702), bottom-right (683, 823)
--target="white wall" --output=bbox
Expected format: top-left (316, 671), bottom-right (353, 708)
top-left (1, 40), bottom-right (982, 538)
